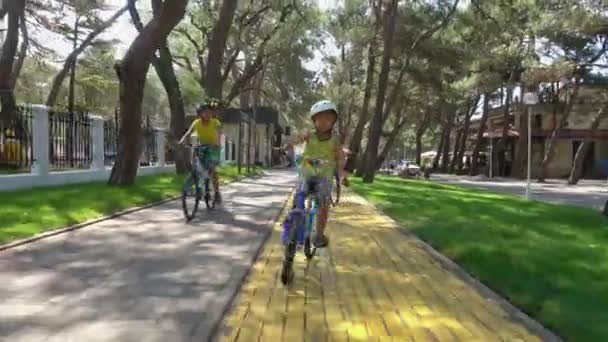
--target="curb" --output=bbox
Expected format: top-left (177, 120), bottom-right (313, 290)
top-left (0, 196), bottom-right (179, 253)
top-left (0, 172), bottom-right (267, 253)
top-left (352, 191), bottom-right (563, 342)
top-left (207, 188), bottom-right (294, 342)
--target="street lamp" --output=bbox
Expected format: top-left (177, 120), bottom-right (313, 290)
top-left (522, 91), bottom-right (538, 200)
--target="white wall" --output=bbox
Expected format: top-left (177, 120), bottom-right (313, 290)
top-left (222, 122), bottom-right (271, 166)
top-left (0, 105), bottom-right (175, 192)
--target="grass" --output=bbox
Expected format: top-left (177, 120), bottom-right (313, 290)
top-left (351, 175), bottom-right (608, 342)
top-left (0, 165), bottom-right (263, 245)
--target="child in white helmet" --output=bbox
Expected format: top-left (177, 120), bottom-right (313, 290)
top-left (287, 100), bottom-right (345, 247)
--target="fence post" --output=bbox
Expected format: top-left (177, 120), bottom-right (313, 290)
top-left (31, 105), bottom-right (49, 176)
top-left (155, 128), bottom-right (166, 167)
top-left (90, 115), bottom-right (105, 171)
top-left (220, 133), bottom-right (226, 163)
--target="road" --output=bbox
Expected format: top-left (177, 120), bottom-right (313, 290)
top-left (432, 174), bottom-right (607, 210)
top-left (0, 170), bottom-right (296, 342)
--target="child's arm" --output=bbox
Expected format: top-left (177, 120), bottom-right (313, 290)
top-left (179, 121), bottom-right (196, 145)
top-left (336, 144), bottom-right (346, 178)
top-left (216, 121), bottom-right (223, 147)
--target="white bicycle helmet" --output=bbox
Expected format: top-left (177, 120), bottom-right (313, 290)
top-left (309, 100), bottom-right (338, 121)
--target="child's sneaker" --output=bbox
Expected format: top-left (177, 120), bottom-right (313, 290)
top-left (314, 234), bottom-right (329, 248)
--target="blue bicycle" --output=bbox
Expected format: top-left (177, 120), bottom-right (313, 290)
top-left (280, 158), bottom-right (330, 285)
top-left (181, 144), bottom-right (219, 221)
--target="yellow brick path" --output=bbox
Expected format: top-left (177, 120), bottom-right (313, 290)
top-left (219, 192), bottom-right (550, 341)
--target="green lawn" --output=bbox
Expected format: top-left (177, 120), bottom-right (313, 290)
top-left (351, 176), bottom-right (608, 342)
top-left (0, 165), bottom-right (263, 245)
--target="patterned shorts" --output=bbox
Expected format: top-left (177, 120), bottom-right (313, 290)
top-left (295, 176), bottom-right (333, 208)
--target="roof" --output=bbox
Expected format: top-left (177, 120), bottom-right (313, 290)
top-left (185, 106), bottom-right (281, 126)
top-left (220, 106), bottom-right (280, 124)
top-left (582, 73), bottom-right (608, 87)
top-left (483, 128), bottom-right (519, 138)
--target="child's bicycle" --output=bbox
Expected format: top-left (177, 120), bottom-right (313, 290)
top-left (280, 158), bottom-right (333, 285)
top-left (181, 144), bottom-right (219, 221)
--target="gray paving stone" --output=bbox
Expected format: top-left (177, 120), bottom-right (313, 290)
top-left (0, 170), bottom-right (296, 342)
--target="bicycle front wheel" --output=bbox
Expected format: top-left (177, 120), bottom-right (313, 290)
top-left (182, 173), bottom-right (200, 221)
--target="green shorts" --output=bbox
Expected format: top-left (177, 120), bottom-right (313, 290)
top-left (197, 145), bottom-right (221, 170)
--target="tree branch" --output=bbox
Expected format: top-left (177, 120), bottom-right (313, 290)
top-left (173, 55), bottom-right (194, 73)
top-left (128, 0), bottom-right (144, 31)
top-left (222, 47), bottom-right (240, 82)
top-left (225, 4), bottom-right (294, 102)
top-left (174, 27), bottom-right (203, 53)
top-left (242, 5), bottom-right (272, 26)
top-left (46, 4), bottom-right (128, 107)
top-left (410, 0), bottom-right (460, 50)
top-left (382, 57), bottom-right (410, 122)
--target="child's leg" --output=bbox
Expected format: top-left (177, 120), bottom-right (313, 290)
top-left (212, 168), bottom-right (220, 192)
top-left (314, 177), bottom-right (332, 247)
top-left (316, 205), bottom-right (329, 236)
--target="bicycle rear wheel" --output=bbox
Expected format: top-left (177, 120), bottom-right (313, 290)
top-left (203, 178), bottom-right (216, 209)
top-left (182, 174), bottom-right (200, 221)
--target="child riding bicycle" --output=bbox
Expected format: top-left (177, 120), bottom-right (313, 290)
top-left (179, 98), bottom-right (223, 204)
top-left (286, 100), bottom-right (345, 248)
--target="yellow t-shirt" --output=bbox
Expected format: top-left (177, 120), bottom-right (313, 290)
top-left (191, 118), bottom-right (221, 145)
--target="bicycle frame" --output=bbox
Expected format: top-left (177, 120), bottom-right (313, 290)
top-left (189, 144), bottom-right (214, 189)
top-left (281, 159), bottom-right (328, 284)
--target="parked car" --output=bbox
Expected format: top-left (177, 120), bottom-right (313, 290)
top-left (397, 161), bottom-right (421, 177)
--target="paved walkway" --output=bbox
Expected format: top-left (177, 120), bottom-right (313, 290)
top-left (432, 174), bottom-right (607, 210)
top-left (219, 192), bottom-right (556, 342)
top-left (0, 170), bottom-right (296, 342)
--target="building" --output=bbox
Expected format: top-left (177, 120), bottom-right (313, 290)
top-left (0, 15), bottom-right (5, 44)
top-left (463, 75), bottom-right (608, 179)
top-left (186, 106), bottom-right (289, 167)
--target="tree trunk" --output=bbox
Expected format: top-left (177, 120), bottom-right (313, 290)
top-left (513, 105), bottom-right (530, 179)
top-left (0, 0), bottom-right (24, 125)
top-left (433, 130), bottom-right (445, 170)
top-left (346, 6), bottom-right (380, 176)
top-left (362, 0), bottom-right (398, 183)
top-left (205, 0), bottom-right (238, 99)
top-left (109, 0), bottom-right (188, 185)
top-left (568, 104), bottom-right (608, 184)
top-left (440, 112), bottom-right (455, 173)
top-left (158, 44), bottom-right (190, 174)
top-left (456, 95), bottom-right (480, 172)
top-left (9, 11), bottom-right (28, 89)
top-left (538, 80), bottom-right (580, 182)
top-left (415, 129), bottom-right (424, 166)
top-left (67, 16), bottom-right (79, 113)
top-left (470, 93), bottom-right (490, 176)
top-left (46, 6), bottom-right (128, 108)
top-left (129, 1), bottom-right (189, 174)
top-left (449, 127), bottom-right (462, 173)
top-left (375, 111), bottom-right (406, 170)
top-left (495, 85), bottom-right (513, 176)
